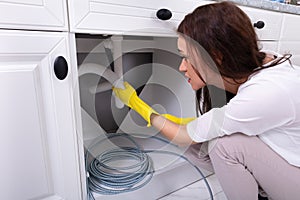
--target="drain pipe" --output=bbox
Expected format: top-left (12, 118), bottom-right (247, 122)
top-left (111, 36), bottom-right (124, 109)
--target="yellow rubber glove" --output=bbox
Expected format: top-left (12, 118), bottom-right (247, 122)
top-left (113, 82), bottom-right (196, 126)
top-left (113, 82), bottom-right (158, 126)
top-left (161, 114), bottom-right (196, 125)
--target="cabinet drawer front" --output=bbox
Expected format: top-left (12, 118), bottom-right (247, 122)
top-left (240, 6), bottom-right (283, 41)
top-left (0, 0), bottom-right (68, 31)
top-left (68, 0), bottom-right (213, 36)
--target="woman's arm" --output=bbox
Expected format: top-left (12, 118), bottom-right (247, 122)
top-left (113, 82), bottom-right (197, 146)
top-left (150, 113), bottom-right (196, 146)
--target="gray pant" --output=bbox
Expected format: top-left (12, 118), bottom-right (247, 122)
top-left (184, 133), bottom-right (300, 200)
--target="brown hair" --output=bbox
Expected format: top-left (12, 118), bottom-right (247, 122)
top-left (177, 1), bottom-right (289, 114)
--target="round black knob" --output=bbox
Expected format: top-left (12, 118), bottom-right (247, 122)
top-left (156, 8), bottom-right (172, 21)
top-left (54, 56), bottom-right (68, 80)
top-left (254, 21), bottom-right (265, 29)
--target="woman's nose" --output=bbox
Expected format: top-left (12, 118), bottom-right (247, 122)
top-left (179, 59), bottom-right (187, 72)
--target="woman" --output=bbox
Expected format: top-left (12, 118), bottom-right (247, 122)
top-left (113, 2), bottom-right (300, 200)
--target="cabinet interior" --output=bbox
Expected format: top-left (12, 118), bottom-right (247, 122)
top-left (75, 33), bottom-right (210, 199)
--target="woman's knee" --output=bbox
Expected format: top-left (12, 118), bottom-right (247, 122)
top-left (209, 133), bottom-right (256, 164)
top-left (184, 143), bottom-right (214, 172)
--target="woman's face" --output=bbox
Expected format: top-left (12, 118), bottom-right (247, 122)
top-left (177, 36), bottom-right (206, 90)
top-left (177, 36), bottom-right (243, 94)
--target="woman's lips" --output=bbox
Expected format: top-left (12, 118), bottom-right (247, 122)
top-left (185, 73), bottom-right (191, 83)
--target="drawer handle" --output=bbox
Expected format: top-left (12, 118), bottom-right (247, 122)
top-left (156, 8), bottom-right (172, 20)
top-left (54, 56), bottom-right (68, 80)
top-left (253, 21), bottom-right (265, 29)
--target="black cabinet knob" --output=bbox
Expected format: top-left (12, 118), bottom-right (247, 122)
top-left (254, 21), bottom-right (265, 29)
top-left (54, 56), bottom-right (68, 80)
top-left (156, 8), bottom-right (172, 21)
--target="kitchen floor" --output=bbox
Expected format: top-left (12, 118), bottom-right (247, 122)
top-left (159, 174), bottom-right (228, 200)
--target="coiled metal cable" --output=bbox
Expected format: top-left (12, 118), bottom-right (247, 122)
top-left (86, 133), bottom-right (214, 200)
top-left (88, 147), bottom-right (153, 195)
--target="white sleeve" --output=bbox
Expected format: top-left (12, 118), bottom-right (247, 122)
top-left (187, 80), bottom-right (295, 143)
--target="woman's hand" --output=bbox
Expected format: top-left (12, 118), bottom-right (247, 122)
top-left (112, 82), bottom-right (137, 107)
top-left (113, 82), bottom-right (157, 126)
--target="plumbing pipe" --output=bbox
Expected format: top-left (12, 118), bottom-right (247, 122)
top-left (111, 36), bottom-right (125, 108)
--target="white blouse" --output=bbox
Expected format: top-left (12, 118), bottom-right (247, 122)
top-left (187, 55), bottom-right (300, 167)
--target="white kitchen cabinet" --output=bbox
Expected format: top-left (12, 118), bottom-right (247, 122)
top-left (67, 0), bottom-right (214, 36)
top-left (239, 5), bottom-right (283, 53)
top-left (241, 6), bottom-right (283, 41)
top-left (278, 13), bottom-right (300, 66)
top-left (0, 30), bottom-right (82, 200)
top-left (0, 0), bottom-right (68, 31)
top-left (280, 13), bottom-right (300, 41)
top-left (241, 6), bottom-right (300, 65)
top-left (67, 0), bottom-right (283, 40)
top-left (0, 0), bottom-right (299, 200)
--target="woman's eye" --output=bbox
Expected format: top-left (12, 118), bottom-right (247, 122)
top-left (180, 55), bottom-right (188, 61)
top-left (183, 57), bottom-right (190, 63)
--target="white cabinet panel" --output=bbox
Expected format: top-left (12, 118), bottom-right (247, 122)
top-left (68, 0), bottom-right (213, 36)
top-left (280, 13), bottom-right (300, 41)
top-left (260, 41), bottom-right (278, 52)
top-left (0, 0), bottom-right (68, 31)
top-left (279, 13), bottom-right (300, 66)
top-left (278, 41), bottom-right (300, 66)
top-left (0, 64), bottom-right (50, 200)
top-left (240, 6), bottom-right (283, 41)
top-left (0, 30), bottom-right (82, 200)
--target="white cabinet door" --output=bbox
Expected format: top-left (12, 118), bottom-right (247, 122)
top-left (240, 6), bottom-right (283, 41)
top-left (0, 30), bottom-right (82, 200)
top-left (280, 13), bottom-right (300, 41)
top-left (0, 0), bottom-right (68, 31)
top-left (68, 0), bottom-right (213, 36)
